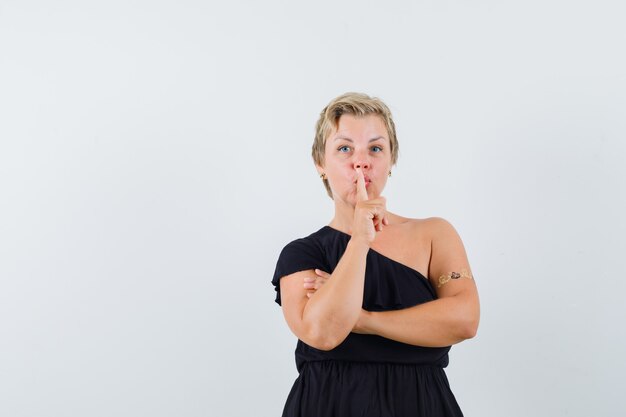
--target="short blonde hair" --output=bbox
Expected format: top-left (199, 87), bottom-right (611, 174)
top-left (312, 92), bottom-right (399, 198)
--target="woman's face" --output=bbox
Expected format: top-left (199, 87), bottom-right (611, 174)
top-left (317, 114), bottom-right (392, 205)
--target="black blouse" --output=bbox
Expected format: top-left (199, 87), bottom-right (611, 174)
top-left (272, 226), bottom-right (451, 372)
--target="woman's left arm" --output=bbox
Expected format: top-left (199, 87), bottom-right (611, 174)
top-left (355, 217), bottom-right (480, 348)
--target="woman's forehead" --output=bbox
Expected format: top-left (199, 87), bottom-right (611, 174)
top-left (330, 114), bottom-right (389, 141)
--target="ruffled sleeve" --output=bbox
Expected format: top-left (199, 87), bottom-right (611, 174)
top-left (271, 237), bottom-right (329, 306)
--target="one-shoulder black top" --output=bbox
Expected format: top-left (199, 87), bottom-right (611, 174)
top-left (271, 226), bottom-right (463, 417)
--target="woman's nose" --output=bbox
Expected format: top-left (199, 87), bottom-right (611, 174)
top-left (353, 161), bottom-right (370, 170)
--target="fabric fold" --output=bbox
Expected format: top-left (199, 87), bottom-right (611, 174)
top-left (284, 361), bottom-right (463, 417)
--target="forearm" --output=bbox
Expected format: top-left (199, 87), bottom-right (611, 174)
top-left (302, 237), bottom-right (369, 349)
top-left (360, 292), bottom-right (479, 348)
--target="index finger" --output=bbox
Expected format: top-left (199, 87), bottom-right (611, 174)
top-left (355, 167), bottom-right (368, 202)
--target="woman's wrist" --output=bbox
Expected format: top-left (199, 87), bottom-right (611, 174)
top-left (347, 236), bottom-right (371, 251)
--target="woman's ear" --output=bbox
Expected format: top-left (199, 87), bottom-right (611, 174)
top-left (315, 163), bottom-right (324, 177)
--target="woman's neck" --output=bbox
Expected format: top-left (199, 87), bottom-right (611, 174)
top-left (328, 199), bottom-right (357, 235)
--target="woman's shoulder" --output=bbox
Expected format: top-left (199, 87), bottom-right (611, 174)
top-left (278, 225), bottom-right (344, 255)
top-left (389, 215), bottom-right (459, 241)
top-left (279, 227), bottom-right (325, 251)
top-left (418, 216), bottom-right (457, 231)
top-left (389, 213), bottom-right (454, 227)
top-left (409, 217), bottom-right (465, 250)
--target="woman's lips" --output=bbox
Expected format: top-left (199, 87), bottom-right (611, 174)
top-left (353, 178), bottom-right (372, 187)
top-left (353, 175), bottom-right (372, 183)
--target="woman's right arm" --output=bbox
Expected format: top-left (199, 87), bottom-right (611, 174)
top-left (278, 168), bottom-right (386, 351)
top-left (279, 237), bottom-right (369, 351)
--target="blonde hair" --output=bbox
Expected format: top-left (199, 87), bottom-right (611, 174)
top-left (312, 92), bottom-right (399, 198)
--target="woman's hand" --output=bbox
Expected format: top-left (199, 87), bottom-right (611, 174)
top-left (304, 269), bottom-right (331, 298)
top-left (304, 270), bottom-right (372, 334)
top-left (352, 167), bottom-right (389, 245)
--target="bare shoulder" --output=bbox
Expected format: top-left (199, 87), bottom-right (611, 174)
top-left (374, 214), bottom-right (470, 286)
top-left (409, 216), bottom-right (461, 242)
top-left (422, 216), bottom-right (455, 228)
top-left (397, 216), bottom-right (468, 281)
top-left (391, 215), bottom-right (459, 241)
top-left (380, 214), bottom-right (429, 245)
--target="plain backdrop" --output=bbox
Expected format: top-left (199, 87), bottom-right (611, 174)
top-left (1, 1), bottom-right (625, 416)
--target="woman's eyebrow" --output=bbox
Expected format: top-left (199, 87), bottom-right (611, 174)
top-left (333, 136), bottom-right (385, 142)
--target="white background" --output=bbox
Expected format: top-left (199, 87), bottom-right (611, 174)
top-left (1, 1), bottom-right (625, 416)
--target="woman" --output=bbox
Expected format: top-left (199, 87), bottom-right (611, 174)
top-left (272, 92), bottom-right (480, 417)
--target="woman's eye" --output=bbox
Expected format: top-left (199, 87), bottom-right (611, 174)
top-left (338, 146), bottom-right (351, 153)
top-left (371, 146), bottom-right (383, 152)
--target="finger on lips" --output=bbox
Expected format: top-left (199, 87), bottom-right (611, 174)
top-left (355, 167), bottom-right (368, 202)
